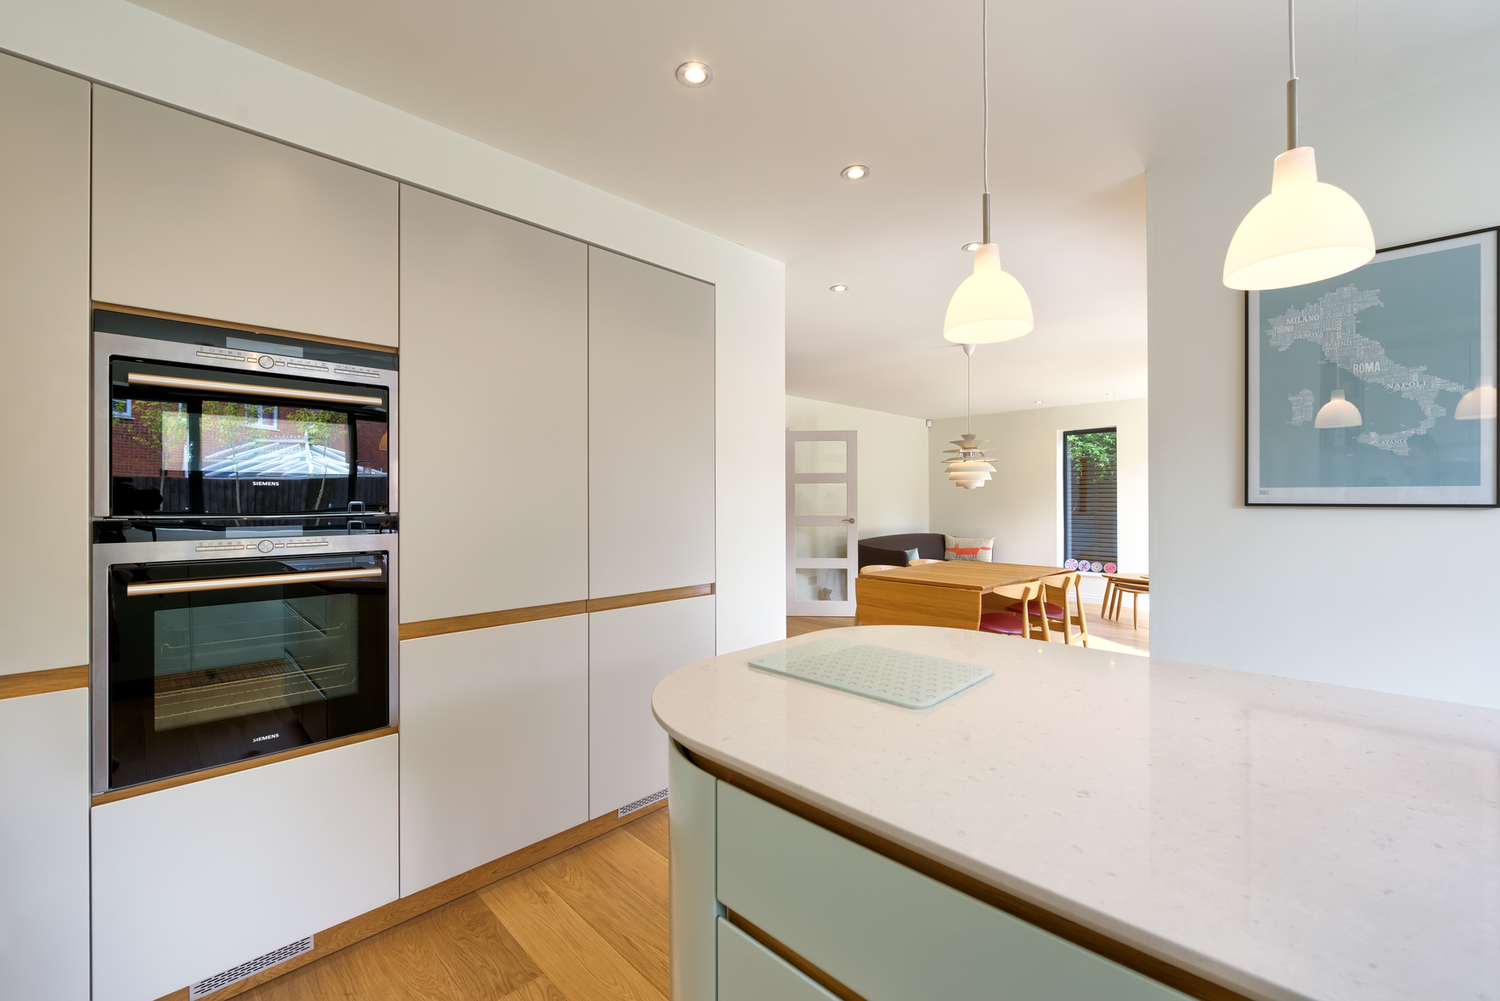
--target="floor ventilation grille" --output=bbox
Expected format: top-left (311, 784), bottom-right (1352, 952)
top-left (189, 935), bottom-right (313, 999)
top-left (619, 788), bottom-right (667, 818)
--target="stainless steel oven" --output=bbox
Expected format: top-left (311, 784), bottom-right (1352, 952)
top-left (93, 309), bottom-right (398, 521)
top-left (91, 527), bottom-right (397, 795)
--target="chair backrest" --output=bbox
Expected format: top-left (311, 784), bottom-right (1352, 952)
top-left (859, 564), bottom-right (899, 575)
top-left (1037, 571), bottom-right (1083, 644)
top-left (907, 558), bottom-right (943, 567)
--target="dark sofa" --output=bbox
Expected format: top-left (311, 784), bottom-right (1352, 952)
top-left (857, 533), bottom-right (945, 569)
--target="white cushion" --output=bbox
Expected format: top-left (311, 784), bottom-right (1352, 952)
top-left (943, 535), bottom-right (994, 562)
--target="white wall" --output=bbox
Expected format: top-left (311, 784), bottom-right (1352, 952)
top-left (928, 399), bottom-right (1148, 598)
top-left (786, 396), bottom-right (929, 540)
top-left (1147, 60), bottom-right (1500, 707)
top-left (0, 0), bottom-right (785, 654)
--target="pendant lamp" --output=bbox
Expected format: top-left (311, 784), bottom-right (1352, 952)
top-left (943, 0), bottom-right (1033, 344)
top-left (943, 344), bottom-right (998, 489)
top-left (1455, 382), bottom-right (1497, 420)
top-left (1313, 389), bottom-right (1361, 428)
top-left (1223, 0), bottom-right (1375, 291)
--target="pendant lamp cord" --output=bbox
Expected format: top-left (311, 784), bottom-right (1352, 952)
top-left (982, 0), bottom-right (989, 198)
top-left (1286, 0), bottom-right (1299, 149)
top-left (967, 348), bottom-right (973, 435)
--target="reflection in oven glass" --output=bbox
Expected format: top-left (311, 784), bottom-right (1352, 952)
top-left (151, 593), bottom-right (360, 731)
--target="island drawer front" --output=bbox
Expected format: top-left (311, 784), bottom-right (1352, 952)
top-left (716, 782), bottom-right (1189, 1001)
top-left (718, 917), bottom-right (839, 1001)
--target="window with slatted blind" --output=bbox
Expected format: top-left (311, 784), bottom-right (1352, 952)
top-left (1064, 428), bottom-right (1117, 566)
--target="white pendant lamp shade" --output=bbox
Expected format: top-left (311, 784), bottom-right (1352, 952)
top-left (943, 434), bottom-right (996, 488)
top-left (1455, 383), bottom-right (1497, 420)
top-left (943, 244), bottom-right (1034, 344)
top-left (1313, 389), bottom-right (1362, 428)
top-left (1223, 147), bottom-right (1375, 291)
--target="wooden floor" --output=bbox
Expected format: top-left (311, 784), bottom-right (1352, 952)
top-left (788, 601), bottom-right (1150, 655)
top-left (239, 809), bottom-right (671, 1001)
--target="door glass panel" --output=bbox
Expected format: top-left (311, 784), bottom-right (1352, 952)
top-left (794, 439), bottom-right (847, 474)
top-left (795, 525), bottom-right (848, 558)
top-left (111, 395), bottom-right (389, 516)
top-left (794, 568), bottom-right (848, 602)
top-left (107, 555), bottom-right (389, 790)
top-left (794, 482), bottom-right (847, 516)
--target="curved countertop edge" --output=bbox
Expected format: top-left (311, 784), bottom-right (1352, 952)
top-left (652, 633), bottom-right (1312, 1001)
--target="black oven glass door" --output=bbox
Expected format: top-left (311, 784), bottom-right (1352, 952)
top-left (106, 552), bottom-right (390, 790)
top-left (109, 359), bottom-right (390, 518)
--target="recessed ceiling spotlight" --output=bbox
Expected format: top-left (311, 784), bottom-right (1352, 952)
top-left (1103, 392), bottom-right (1115, 397)
top-left (829, 284), bottom-right (848, 292)
top-left (676, 62), bottom-right (712, 87)
top-left (1033, 400), bottom-right (1043, 404)
top-left (961, 242), bottom-right (981, 252)
top-left (840, 165), bottom-right (869, 181)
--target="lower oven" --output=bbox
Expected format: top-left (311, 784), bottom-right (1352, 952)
top-left (91, 531), bottom-right (397, 795)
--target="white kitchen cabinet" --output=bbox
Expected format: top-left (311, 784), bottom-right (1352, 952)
top-left (398, 617), bottom-right (588, 895)
top-left (588, 248), bottom-right (716, 599)
top-left (589, 595), bottom-right (715, 817)
top-left (0, 690), bottom-right (90, 1001)
top-left (0, 53), bottom-right (90, 677)
top-left (397, 186), bottom-right (589, 622)
top-left (91, 735), bottom-right (399, 1001)
top-left (91, 87), bottom-right (398, 346)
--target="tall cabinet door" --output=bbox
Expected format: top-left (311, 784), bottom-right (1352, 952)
top-left (0, 53), bottom-right (91, 1001)
top-left (588, 248), bottom-right (716, 598)
top-left (91, 87), bottom-right (398, 345)
top-left (400, 185), bottom-right (589, 622)
top-left (588, 248), bottom-right (716, 815)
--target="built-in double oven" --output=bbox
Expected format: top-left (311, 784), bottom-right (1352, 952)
top-left (90, 309), bottom-right (399, 795)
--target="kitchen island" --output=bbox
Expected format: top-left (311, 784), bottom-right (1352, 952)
top-left (652, 625), bottom-right (1500, 1001)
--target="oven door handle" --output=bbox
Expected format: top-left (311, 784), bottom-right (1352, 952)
top-left (126, 567), bottom-right (384, 596)
top-left (126, 372), bottom-right (384, 408)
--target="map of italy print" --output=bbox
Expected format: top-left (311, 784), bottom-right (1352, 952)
top-left (1247, 229), bottom-right (1497, 506)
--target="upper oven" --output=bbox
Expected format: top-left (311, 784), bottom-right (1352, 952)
top-left (93, 309), bottom-right (398, 521)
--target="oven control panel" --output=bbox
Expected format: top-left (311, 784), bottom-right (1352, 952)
top-left (194, 538), bottom-right (333, 554)
top-left (191, 345), bottom-right (383, 381)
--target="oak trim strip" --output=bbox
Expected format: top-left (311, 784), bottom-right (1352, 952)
top-left (92, 301), bottom-right (397, 354)
top-left (685, 747), bottom-right (1254, 1001)
top-left (726, 908), bottom-right (870, 1001)
top-left (399, 583), bottom-right (715, 641)
top-left (399, 599), bottom-right (589, 640)
top-left (588, 582), bottom-right (714, 613)
top-left (0, 665), bottom-right (88, 701)
top-left (155, 797), bottom-right (668, 1001)
top-left (92, 726), bottom-right (398, 806)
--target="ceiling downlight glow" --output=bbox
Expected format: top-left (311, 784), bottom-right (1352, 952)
top-left (675, 62), bottom-right (712, 87)
top-left (961, 242), bottom-right (981, 252)
top-left (840, 165), bottom-right (869, 181)
top-left (829, 285), bottom-right (848, 292)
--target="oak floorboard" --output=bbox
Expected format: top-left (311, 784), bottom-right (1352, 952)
top-left (622, 807), bottom-right (669, 859)
top-left (480, 869), bottom-right (665, 1001)
top-left (501, 975), bottom-right (570, 1001)
top-left (533, 835), bottom-right (670, 995)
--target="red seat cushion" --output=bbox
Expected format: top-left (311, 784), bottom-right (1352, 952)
top-left (1006, 600), bottom-right (1063, 618)
top-left (979, 612), bottom-right (1027, 636)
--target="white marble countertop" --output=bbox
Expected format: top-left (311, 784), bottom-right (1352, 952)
top-left (651, 626), bottom-right (1500, 1001)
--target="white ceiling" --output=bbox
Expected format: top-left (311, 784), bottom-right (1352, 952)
top-left (130, 0), bottom-right (1500, 419)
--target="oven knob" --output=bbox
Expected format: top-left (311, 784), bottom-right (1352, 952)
top-left (257, 540), bottom-right (274, 553)
top-left (257, 355), bottom-right (275, 370)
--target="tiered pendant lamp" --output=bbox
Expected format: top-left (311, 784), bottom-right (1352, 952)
top-left (1223, 0), bottom-right (1375, 291)
top-left (943, 344), bottom-right (998, 489)
top-left (943, 0), bottom-right (1033, 344)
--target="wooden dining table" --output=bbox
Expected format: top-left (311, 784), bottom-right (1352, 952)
top-left (856, 561), bottom-right (1067, 631)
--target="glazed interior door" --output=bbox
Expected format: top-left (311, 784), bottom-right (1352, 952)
top-left (786, 430), bottom-right (857, 616)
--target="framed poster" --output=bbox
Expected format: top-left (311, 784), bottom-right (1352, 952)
top-left (1247, 227), bottom-right (1498, 506)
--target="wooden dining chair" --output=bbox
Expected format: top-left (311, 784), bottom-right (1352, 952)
top-left (1010, 571), bottom-right (1090, 646)
top-left (907, 558), bottom-right (943, 567)
top-left (978, 581), bottom-right (1049, 641)
top-left (859, 564), bottom-right (900, 575)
